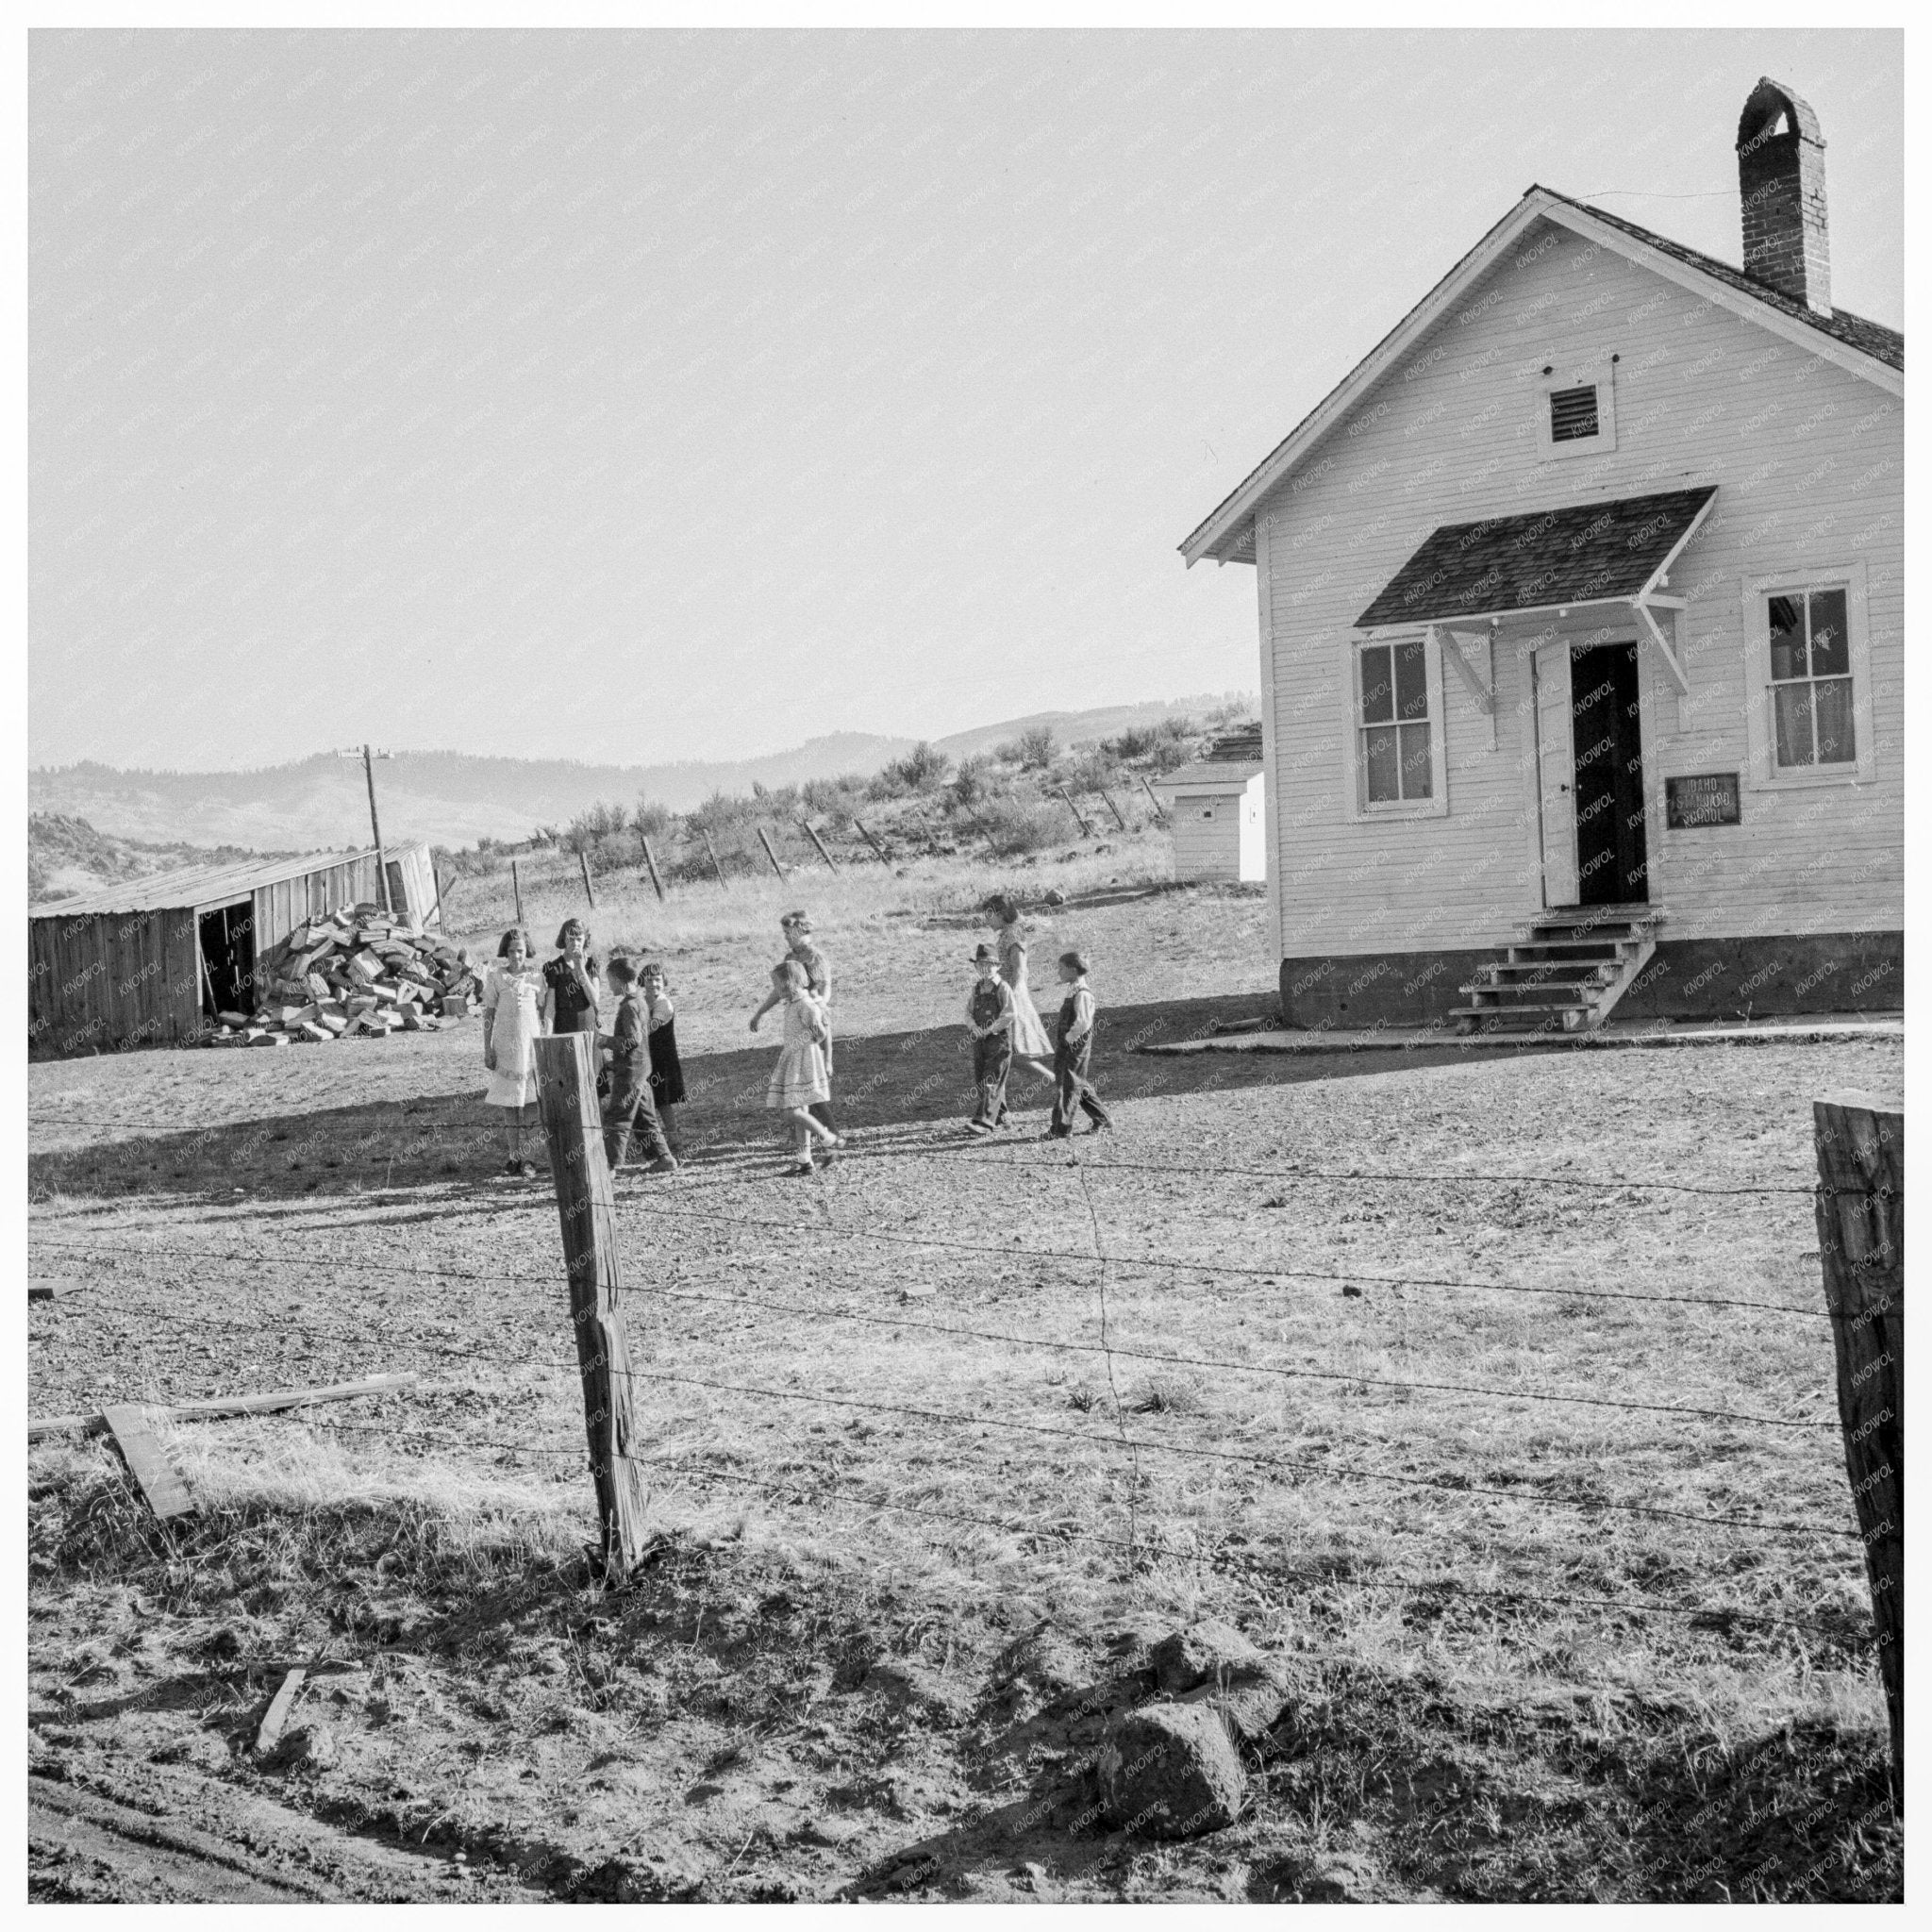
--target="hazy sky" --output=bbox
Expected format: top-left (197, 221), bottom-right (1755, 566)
top-left (29, 27), bottom-right (1902, 773)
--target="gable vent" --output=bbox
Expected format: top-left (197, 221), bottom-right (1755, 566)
top-left (1549, 384), bottom-right (1601, 442)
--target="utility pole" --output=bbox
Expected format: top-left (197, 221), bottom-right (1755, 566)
top-left (337, 745), bottom-right (396, 916)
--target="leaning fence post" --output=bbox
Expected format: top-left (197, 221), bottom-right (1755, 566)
top-left (1057, 787), bottom-right (1094, 837)
top-left (536, 1032), bottom-right (651, 1587)
top-left (578, 849), bottom-right (598, 908)
top-left (756, 825), bottom-right (788, 880)
top-left (640, 837), bottom-right (666, 903)
top-left (1812, 1090), bottom-right (1903, 1809)
top-left (511, 858), bottom-right (525, 927)
top-left (1098, 787), bottom-right (1130, 831)
top-left (801, 819), bottom-right (841, 874)
top-left (701, 829), bottom-right (730, 891)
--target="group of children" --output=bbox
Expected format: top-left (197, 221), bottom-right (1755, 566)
top-left (479, 918), bottom-right (686, 1177)
top-left (480, 897), bottom-right (1112, 1179)
top-left (964, 901), bottom-right (1112, 1140)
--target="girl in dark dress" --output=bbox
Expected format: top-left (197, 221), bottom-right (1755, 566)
top-left (639, 961), bottom-right (685, 1151)
top-left (542, 919), bottom-right (603, 1035)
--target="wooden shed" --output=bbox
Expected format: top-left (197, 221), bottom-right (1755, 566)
top-left (28, 842), bottom-right (440, 1059)
top-left (1155, 729), bottom-right (1266, 883)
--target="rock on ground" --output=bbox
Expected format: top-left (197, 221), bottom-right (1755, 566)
top-left (1153, 1618), bottom-right (1292, 1745)
top-left (1097, 1703), bottom-right (1246, 1840)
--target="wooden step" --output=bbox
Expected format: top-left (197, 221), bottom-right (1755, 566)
top-left (1478, 961), bottom-right (1619, 982)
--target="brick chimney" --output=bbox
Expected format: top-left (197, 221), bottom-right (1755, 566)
top-left (1736, 77), bottom-right (1831, 315)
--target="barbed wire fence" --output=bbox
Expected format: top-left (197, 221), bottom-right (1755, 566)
top-left (28, 1080), bottom-right (1877, 1661)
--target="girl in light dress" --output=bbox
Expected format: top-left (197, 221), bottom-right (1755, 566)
top-left (988, 893), bottom-right (1057, 1116)
top-left (760, 958), bottom-right (842, 1175)
top-left (481, 927), bottom-right (548, 1176)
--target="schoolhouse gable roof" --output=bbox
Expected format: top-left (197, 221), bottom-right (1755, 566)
top-left (1180, 186), bottom-right (1904, 570)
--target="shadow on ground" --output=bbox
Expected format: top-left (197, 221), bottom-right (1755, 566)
top-left (27, 994), bottom-right (1526, 1206)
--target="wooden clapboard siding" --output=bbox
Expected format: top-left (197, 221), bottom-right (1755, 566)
top-left (1255, 217), bottom-right (1902, 959)
top-left (1171, 787), bottom-right (1247, 882)
top-left (1167, 774), bottom-right (1266, 883)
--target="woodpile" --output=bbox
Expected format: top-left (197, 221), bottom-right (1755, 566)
top-left (210, 904), bottom-right (480, 1048)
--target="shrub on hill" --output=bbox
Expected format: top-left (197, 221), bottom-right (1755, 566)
top-left (800, 774), bottom-right (866, 823)
top-left (975, 794), bottom-right (1062, 857)
top-left (947, 755), bottom-right (996, 812)
top-left (994, 725), bottom-right (1057, 770)
top-left (869, 741), bottom-right (951, 799)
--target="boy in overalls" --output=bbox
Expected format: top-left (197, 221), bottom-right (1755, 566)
top-left (601, 956), bottom-right (677, 1174)
top-left (1046, 949), bottom-right (1113, 1138)
top-left (963, 942), bottom-right (1015, 1134)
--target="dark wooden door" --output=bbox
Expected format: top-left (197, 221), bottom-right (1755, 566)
top-left (1570, 642), bottom-right (1648, 907)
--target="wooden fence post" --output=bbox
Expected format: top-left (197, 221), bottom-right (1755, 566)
top-left (853, 817), bottom-right (891, 864)
top-left (756, 825), bottom-right (788, 880)
top-left (537, 1032), bottom-right (650, 1587)
top-left (1057, 787), bottom-right (1094, 837)
top-left (802, 820), bottom-right (841, 873)
top-left (640, 837), bottom-right (666, 903)
top-left (511, 858), bottom-right (525, 927)
top-left (578, 850), bottom-right (598, 909)
top-left (1813, 1091), bottom-right (1903, 1809)
top-left (701, 829), bottom-right (730, 891)
top-left (1098, 788), bottom-right (1130, 831)
top-left (1139, 775), bottom-right (1171, 824)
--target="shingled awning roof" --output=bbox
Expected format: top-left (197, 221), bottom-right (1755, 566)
top-left (1355, 486), bottom-right (1717, 629)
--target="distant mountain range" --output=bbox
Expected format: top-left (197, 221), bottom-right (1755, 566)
top-left (28, 694), bottom-right (1252, 852)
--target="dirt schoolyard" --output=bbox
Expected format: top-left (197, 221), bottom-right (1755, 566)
top-left (28, 860), bottom-right (1902, 1902)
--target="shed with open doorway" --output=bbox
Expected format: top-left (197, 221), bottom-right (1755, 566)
top-left (27, 841), bottom-right (441, 1058)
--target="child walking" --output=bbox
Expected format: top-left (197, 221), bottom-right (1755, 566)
top-left (761, 958), bottom-right (841, 1174)
top-left (601, 956), bottom-right (677, 1174)
top-left (481, 927), bottom-right (547, 1176)
top-left (963, 942), bottom-right (1014, 1135)
top-left (1046, 949), bottom-right (1113, 1139)
top-left (639, 961), bottom-right (685, 1155)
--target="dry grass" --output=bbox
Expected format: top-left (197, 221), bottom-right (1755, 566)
top-left (441, 826), bottom-right (1177, 966)
top-left (26, 865), bottom-right (1901, 1899)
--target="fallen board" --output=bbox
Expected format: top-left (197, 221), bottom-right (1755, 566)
top-left (100, 1405), bottom-right (195, 1521)
top-left (255, 1667), bottom-right (308, 1755)
top-left (28, 1277), bottom-right (72, 1302)
top-left (28, 1372), bottom-right (418, 1441)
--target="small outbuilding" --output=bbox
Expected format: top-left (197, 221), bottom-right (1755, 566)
top-left (28, 842), bottom-right (440, 1059)
top-left (1155, 728), bottom-right (1266, 883)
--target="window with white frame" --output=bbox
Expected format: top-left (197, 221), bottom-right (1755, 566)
top-left (1357, 638), bottom-right (1434, 806)
top-left (1768, 587), bottom-right (1854, 769)
top-left (1740, 563), bottom-right (1875, 790)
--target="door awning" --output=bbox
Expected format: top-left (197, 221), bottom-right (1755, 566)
top-left (1355, 486), bottom-right (1717, 630)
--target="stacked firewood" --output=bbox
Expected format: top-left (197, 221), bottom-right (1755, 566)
top-left (210, 904), bottom-right (481, 1047)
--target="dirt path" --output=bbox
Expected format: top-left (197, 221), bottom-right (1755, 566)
top-left (28, 1754), bottom-right (523, 1903)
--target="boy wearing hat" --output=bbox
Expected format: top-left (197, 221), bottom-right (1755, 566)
top-left (1046, 950), bottom-right (1113, 1138)
top-left (963, 942), bottom-right (1015, 1134)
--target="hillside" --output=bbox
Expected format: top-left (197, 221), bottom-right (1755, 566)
top-left (26, 814), bottom-right (294, 907)
top-left (28, 693), bottom-right (1252, 852)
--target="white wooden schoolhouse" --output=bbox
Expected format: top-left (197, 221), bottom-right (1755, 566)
top-left (1180, 79), bottom-right (1902, 1032)
top-left (1154, 727), bottom-right (1266, 884)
